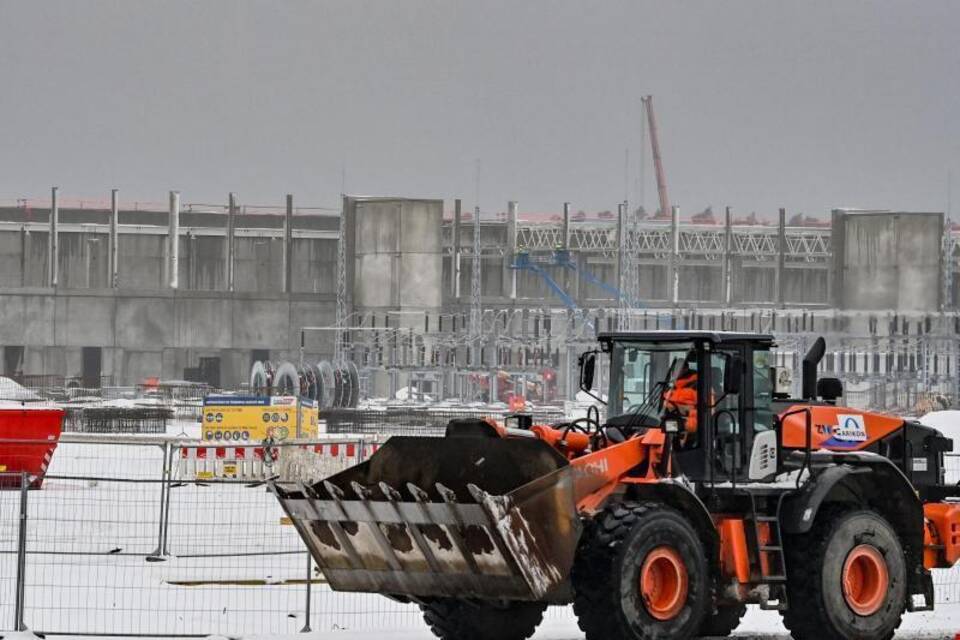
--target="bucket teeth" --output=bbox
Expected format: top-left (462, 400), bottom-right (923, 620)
top-left (323, 480), bottom-right (345, 500)
top-left (378, 482), bottom-right (403, 501)
top-left (466, 483), bottom-right (487, 503)
top-left (407, 483), bottom-right (429, 502)
top-left (435, 483), bottom-right (457, 503)
top-left (350, 481), bottom-right (370, 500)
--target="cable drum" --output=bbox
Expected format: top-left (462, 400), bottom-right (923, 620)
top-left (317, 360), bottom-right (336, 409)
top-left (274, 361), bottom-right (300, 396)
top-left (302, 364), bottom-right (320, 402)
top-left (250, 360), bottom-right (273, 396)
top-left (333, 367), bottom-right (346, 408)
top-left (346, 361), bottom-right (360, 408)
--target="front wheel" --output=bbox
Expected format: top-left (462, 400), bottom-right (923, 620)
top-left (572, 501), bottom-right (711, 639)
top-left (782, 509), bottom-right (906, 640)
top-left (419, 598), bottom-right (545, 640)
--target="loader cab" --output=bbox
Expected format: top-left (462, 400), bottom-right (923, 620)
top-left (596, 331), bottom-right (776, 486)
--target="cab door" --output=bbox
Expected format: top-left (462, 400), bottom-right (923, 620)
top-left (707, 343), bottom-right (748, 483)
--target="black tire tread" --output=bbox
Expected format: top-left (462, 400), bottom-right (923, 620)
top-left (572, 500), bottom-right (709, 640)
top-left (420, 598), bottom-right (545, 640)
top-left (781, 507), bottom-right (904, 640)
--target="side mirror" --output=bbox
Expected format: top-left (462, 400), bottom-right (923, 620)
top-left (579, 352), bottom-right (596, 392)
top-left (723, 355), bottom-right (743, 395)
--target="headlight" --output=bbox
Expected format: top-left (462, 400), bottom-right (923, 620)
top-left (663, 419), bottom-right (679, 433)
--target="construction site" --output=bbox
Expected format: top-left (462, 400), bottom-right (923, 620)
top-left (4, 3), bottom-right (960, 638)
top-left (0, 98), bottom-right (957, 416)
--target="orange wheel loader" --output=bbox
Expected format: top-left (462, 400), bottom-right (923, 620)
top-left (271, 331), bottom-right (960, 640)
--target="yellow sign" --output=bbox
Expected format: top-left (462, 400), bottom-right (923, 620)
top-left (200, 395), bottom-right (318, 442)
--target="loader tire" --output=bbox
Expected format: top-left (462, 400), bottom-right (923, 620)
top-left (782, 509), bottom-right (906, 640)
top-left (698, 603), bottom-right (746, 637)
top-left (419, 598), bottom-right (545, 640)
top-left (572, 501), bottom-right (710, 640)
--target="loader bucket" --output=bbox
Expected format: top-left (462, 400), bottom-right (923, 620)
top-left (270, 435), bottom-right (583, 601)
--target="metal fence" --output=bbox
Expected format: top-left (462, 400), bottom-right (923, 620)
top-left (63, 406), bottom-right (173, 434)
top-left (0, 435), bottom-right (424, 637)
top-left (320, 406), bottom-right (568, 436)
top-left (2, 436), bottom-right (960, 636)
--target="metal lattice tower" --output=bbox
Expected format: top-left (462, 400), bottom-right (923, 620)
top-left (616, 203), bottom-right (628, 329)
top-left (470, 206), bottom-right (483, 366)
top-left (334, 200), bottom-right (347, 364)
top-left (624, 201), bottom-right (641, 311)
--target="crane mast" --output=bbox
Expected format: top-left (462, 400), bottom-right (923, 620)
top-left (642, 95), bottom-right (671, 218)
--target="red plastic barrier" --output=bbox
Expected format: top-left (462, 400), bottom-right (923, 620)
top-left (0, 407), bottom-right (64, 489)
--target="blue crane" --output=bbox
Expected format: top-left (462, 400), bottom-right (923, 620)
top-left (511, 250), bottom-right (644, 310)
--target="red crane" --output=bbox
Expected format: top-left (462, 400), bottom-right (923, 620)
top-left (642, 95), bottom-right (671, 219)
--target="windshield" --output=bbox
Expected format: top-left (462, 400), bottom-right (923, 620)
top-left (609, 341), bottom-right (696, 418)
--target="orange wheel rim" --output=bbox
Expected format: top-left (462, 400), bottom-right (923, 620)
top-left (842, 544), bottom-right (889, 616)
top-left (639, 546), bottom-right (688, 621)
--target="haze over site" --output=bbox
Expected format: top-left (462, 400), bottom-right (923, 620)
top-left (0, 1), bottom-right (958, 219)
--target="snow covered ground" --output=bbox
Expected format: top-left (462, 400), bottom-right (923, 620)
top-left (2, 419), bottom-right (960, 639)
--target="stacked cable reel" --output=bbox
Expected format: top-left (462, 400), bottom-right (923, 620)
top-left (250, 359), bottom-right (360, 408)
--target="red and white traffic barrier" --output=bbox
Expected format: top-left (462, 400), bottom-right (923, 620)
top-left (176, 441), bottom-right (381, 481)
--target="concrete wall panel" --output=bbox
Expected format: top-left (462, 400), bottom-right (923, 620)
top-left (0, 230), bottom-right (23, 287)
top-left (25, 231), bottom-right (48, 287)
top-left (179, 235), bottom-right (227, 291)
top-left (355, 254), bottom-right (395, 308)
top-left (115, 297), bottom-right (174, 347)
top-left (123, 350), bottom-right (163, 384)
top-left (400, 253), bottom-right (442, 308)
top-left (231, 298), bottom-right (289, 348)
top-left (836, 211), bottom-right (943, 311)
top-left (289, 301), bottom-right (336, 353)
top-left (355, 201), bottom-right (400, 254)
top-left (291, 238), bottom-right (336, 294)
top-left (55, 295), bottom-right (114, 347)
top-left (118, 235), bottom-right (165, 290)
top-left (174, 297), bottom-right (233, 348)
top-left (400, 201), bottom-right (442, 253)
top-left (234, 237), bottom-right (283, 292)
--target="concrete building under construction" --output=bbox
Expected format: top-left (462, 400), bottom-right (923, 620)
top-left (0, 190), bottom-right (957, 408)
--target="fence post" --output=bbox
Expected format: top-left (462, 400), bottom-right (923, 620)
top-left (161, 441), bottom-right (175, 556)
top-left (301, 552), bottom-right (312, 633)
top-left (149, 442), bottom-right (172, 560)
top-left (14, 472), bottom-right (29, 631)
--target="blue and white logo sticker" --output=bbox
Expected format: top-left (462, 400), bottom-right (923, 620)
top-left (833, 414), bottom-right (868, 442)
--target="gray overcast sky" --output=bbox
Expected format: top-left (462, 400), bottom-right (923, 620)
top-left (1, 1), bottom-right (958, 218)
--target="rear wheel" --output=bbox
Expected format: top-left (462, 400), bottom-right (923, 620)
top-left (419, 598), bottom-right (545, 640)
top-left (572, 501), bottom-right (710, 639)
top-left (782, 509), bottom-right (906, 640)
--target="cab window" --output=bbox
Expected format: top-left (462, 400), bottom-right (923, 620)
top-left (752, 349), bottom-right (775, 432)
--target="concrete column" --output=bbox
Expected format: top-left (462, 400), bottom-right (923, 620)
top-left (227, 192), bottom-right (237, 292)
top-left (48, 186), bottom-right (59, 287)
top-left (453, 199), bottom-right (462, 299)
top-left (777, 207), bottom-right (786, 307)
top-left (506, 201), bottom-right (518, 299)
top-left (723, 206), bottom-right (732, 306)
top-left (110, 189), bottom-right (119, 288)
top-left (617, 203), bottom-right (626, 302)
top-left (671, 205), bottom-right (680, 305)
top-left (168, 191), bottom-right (180, 289)
top-left (283, 194), bottom-right (293, 293)
top-left (562, 202), bottom-right (572, 295)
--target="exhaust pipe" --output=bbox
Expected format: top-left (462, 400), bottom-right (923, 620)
top-left (802, 336), bottom-right (826, 400)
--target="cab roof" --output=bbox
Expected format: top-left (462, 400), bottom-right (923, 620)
top-left (597, 330), bottom-right (774, 346)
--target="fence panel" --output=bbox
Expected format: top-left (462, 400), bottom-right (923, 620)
top-left (3, 437), bottom-right (960, 636)
top-left (0, 474), bottom-right (23, 630)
